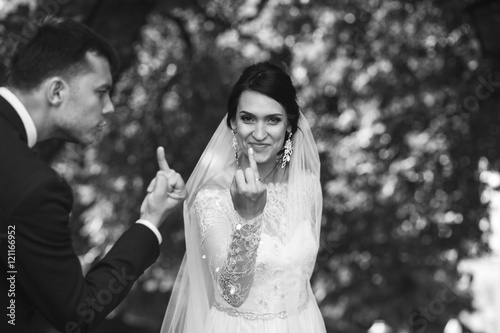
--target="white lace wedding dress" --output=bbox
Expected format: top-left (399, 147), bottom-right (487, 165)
top-left (195, 182), bottom-right (326, 333)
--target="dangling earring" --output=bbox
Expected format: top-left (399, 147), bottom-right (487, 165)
top-left (232, 130), bottom-right (240, 167)
top-left (281, 132), bottom-right (293, 168)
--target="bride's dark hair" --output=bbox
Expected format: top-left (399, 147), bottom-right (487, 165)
top-left (226, 62), bottom-right (300, 136)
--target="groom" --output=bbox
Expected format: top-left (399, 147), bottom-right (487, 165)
top-left (0, 18), bottom-right (186, 332)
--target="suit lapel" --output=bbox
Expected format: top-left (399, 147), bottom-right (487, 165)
top-left (0, 94), bottom-right (28, 144)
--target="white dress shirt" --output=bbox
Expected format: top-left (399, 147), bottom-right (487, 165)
top-left (0, 87), bottom-right (37, 147)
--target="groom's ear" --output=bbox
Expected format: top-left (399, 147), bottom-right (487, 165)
top-left (45, 77), bottom-right (67, 106)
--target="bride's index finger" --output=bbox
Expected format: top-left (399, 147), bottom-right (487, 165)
top-left (157, 147), bottom-right (171, 172)
top-left (248, 148), bottom-right (260, 180)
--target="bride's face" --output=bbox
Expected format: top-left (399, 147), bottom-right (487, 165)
top-left (231, 90), bottom-right (291, 166)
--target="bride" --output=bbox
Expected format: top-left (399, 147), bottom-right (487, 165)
top-left (161, 62), bottom-right (326, 333)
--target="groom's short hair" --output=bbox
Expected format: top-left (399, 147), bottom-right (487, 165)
top-left (8, 17), bottom-right (119, 91)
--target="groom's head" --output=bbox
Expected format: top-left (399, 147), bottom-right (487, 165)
top-left (8, 17), bottom-right (119, 145)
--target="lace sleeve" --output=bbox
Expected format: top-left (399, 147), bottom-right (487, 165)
top-left (194, 188), bottom-right (263, 308)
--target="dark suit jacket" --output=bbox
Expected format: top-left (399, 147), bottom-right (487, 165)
top-left (0, 95), bottom-right (160, 332)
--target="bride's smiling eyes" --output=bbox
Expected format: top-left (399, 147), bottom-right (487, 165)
top-left (239, 114), bottom-right (283, 125)
top-left (241, 115), bottom-right (253, 123)
top-left (267, 116), bottom-right (282, 125)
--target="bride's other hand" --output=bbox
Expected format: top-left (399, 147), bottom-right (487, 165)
top-left (230, 148), bottom-right (267, 220)
top-left (140, 147), bottom-right (188, 227)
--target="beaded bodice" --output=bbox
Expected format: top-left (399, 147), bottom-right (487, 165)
top-left (195, 182), bottom-right (319, 315)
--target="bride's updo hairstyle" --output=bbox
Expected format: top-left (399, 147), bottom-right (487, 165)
top-left (226, 62), bottom-right (300, 137)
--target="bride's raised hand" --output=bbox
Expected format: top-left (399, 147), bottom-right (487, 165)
top-left (230, 148), bottom-right (267, 220)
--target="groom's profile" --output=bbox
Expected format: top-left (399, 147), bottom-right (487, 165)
top-left (0, 17), bottom-right (186, 332)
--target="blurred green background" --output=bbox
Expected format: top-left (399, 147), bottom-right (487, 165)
top-left (1, 0), bottom-right (500, 332)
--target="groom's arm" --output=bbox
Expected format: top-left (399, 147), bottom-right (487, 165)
top-left (13, 172), bottom-right (160, 333)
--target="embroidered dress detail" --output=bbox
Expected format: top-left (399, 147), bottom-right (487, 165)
top-left (213, 293), bottom-right (310, 320)
top-left (217, 214), bottom-right (263, 307)
top-left (194, 183), bottom-right (318, 315)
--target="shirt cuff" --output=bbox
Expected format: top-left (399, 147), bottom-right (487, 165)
top-left (136, 219), bottom-right (162, 244)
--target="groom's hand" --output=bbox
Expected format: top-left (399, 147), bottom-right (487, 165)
top-left (140, 147), bottom-right (187, 227)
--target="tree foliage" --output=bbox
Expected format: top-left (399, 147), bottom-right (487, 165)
top-left (1, 0), bottom-right (497, 332)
